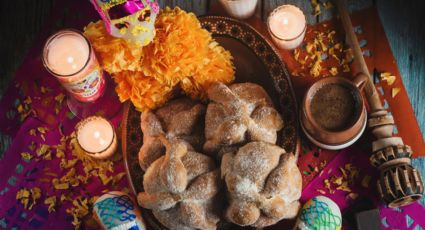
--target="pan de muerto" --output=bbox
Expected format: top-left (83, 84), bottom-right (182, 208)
top-left (221, 141), bottom-right (302, 227)
top-left (137, 138), bottom-right (222, 230)
top-left (139, 98), bottom-right (205, 170)
top-left (204, 82), bottom-right (284, 154)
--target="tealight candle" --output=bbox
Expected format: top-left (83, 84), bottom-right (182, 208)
top-left (219, 0), bottom-right (258, 19)
top-left (267, 5), bottom-right (307, 50)
top-left (42, 29), bottom-right (105, 103)
top-left (76, 116), bottom-right (117, 159)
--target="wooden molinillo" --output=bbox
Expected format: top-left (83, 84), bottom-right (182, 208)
top-left (335, 0), bottom-right (423, 208)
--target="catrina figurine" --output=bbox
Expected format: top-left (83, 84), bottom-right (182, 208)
top-left (90, 0), bottom-right (159, 46)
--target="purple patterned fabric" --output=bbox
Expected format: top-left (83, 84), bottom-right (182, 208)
top-left (0, 40), bottom-right (127, 229)
top-left (299, 147), bottom-right (425, 230)
top-left (0, 2), bottom-right (128, 229)
top-left (0, 1), bottom-right (423, 229)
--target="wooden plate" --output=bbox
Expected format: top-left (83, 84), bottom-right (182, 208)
top-left (121, 16), bottom-right (300, 229)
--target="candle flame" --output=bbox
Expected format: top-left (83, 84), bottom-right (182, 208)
top-left (66, 56), bottom-right (78, 70)
top-left (67, 56), bottom-right (74, 64)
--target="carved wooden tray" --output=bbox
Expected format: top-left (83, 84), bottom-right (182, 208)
top-left (121, 16), bottom-right (300, 229)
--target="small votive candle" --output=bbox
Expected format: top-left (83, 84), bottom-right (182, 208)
top-left (76, 116), bottom-right (117, 159)
top-left (43, 29), bottom-right (105, 102)
top-left (219, 0), bottom-right (258, 19)
top-left (267, 5), bottom-right (307, 50)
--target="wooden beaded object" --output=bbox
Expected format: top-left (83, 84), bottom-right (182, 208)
top-left (370, 145), bottom-right (412, 168)
top-left (336, 0), bottom-right (424, 208)
top-left (377, 163), bottom-right (423, 208)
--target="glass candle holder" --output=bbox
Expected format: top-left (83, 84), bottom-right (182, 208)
top-left (43, 29), bottom-right (105, 102)
top-left (219, 0), bottom-right (258, 19)
top-left (43, 29), bottom-right (122, 119)
top-left (267, 5), bottom-right (307, 50)
top-left (75, 116), bottom-right (117, 160)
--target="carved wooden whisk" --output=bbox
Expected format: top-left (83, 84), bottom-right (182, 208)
top-left (335, 0), bottom-right (423, 208)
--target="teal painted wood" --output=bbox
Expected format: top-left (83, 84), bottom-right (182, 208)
top-left (0, 0), bottom-right (54, 98)
top-left (412, 157), bottom-right (425, 206)
top-left (159, 0), bottom-right (209, 14)
top-left (376, 0), bottom-right (425, 141)
top-left (0, 0), bottom-right (423, 140)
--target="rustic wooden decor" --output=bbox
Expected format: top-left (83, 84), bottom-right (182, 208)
top-left (336, 0), bottom-right (424, 208)
top-left (370, 145), bottom-right (412, 169)
top-left (377, 163), bottom-right (424, 208)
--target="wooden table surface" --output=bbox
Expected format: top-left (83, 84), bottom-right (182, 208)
top-left (0, 0), bottom-right (423, 140)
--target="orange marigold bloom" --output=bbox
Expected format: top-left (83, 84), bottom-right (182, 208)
top-left (113, 71), bottom-right (174, 111)
top-left (84, 7), bottom-right (235, 111)
top-left (84, 21), bottom-right (144, 73)
top-left (181, 41), bottom-right (235, 99)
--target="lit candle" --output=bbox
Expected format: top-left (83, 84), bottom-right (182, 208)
top-left (219, 0), bottom-right (258, 19)
top-left (76, 116), bottom-right (117, 159)
top-left (43, 29), bottom-right (105, 102)
top-left (267, 5), bottom-right (307, 50)
top-left (46, 33), bottom-right (89, 75)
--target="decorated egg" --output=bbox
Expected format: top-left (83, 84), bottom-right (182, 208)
top-left (296, 196), bottom-right (342, 230)
top-left (90, 0), bottom-right (159, 46)
top-left (93, 191), bottom-right (146, 230)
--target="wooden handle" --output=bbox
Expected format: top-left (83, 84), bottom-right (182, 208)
top-left (335, 0), bottom-right (383, 111)
top-left (353, 73), bottom-right (368, 91)
top-left (335, 0), bottom-right (424, 208)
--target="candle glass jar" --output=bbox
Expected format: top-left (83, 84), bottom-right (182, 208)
top-left (219, 0), bottom-right (258, 19)
top-left (75, 116), bottom-right (118, 160)
top-left (267, 5), bottom-right (307, 50)
top-left (42, 29), bottom-right (122, 119)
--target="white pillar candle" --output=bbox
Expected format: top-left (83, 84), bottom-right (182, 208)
top-left (43, 30), bottom-right (105, 103)
top-left (46, 33), bottom-right (89, 75)
top-left (76, 116), bottom-right (117, 159)
top-left (219, 0), bottom-right (258, 19)
top-left (267, 5), bottom-right (307, 50)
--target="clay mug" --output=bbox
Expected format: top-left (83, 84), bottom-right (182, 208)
top-left (300, 74), bottom-right (368, 150)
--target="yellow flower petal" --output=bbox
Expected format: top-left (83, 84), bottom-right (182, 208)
top-left (392, 87), bottom-right (401, 98)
